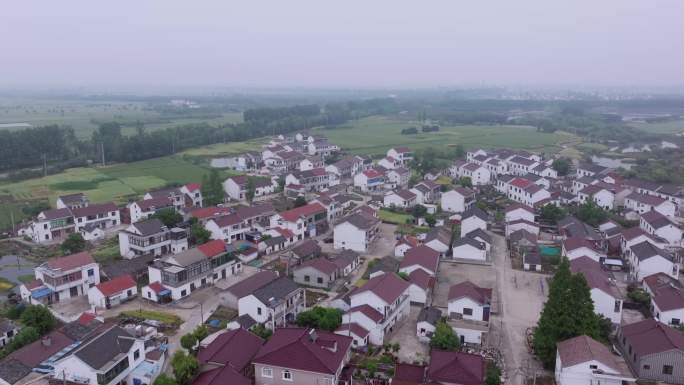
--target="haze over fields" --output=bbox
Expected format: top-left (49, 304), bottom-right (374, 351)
top-left (2, 0), bottom-right (684, 89)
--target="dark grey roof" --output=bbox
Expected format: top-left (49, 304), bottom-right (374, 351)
top-left (523, 250), bottom-right (542, 265)
top-left (462, 207), bottom-right (488, 222)
top-left (165, 248), bottom-right (207, 267)
top-left (292, 240), bottom-right (321, 258)
top-left (453, 237), bottom-right (486, 250)
top-left (252, 277), bottom-right (300, 305)
top-left (425, 227), bottom-right (452, 246)
top-left (464, 228), bottom-right (491, 244)
top-left (60, 318), bottom-right (104, 341)
top-left (578, 163), bottom-right (608, 174)
top-left (368, 256), bottom-right (399, 276)
top-left (101, 254), bottom-right (156, 279)
top-left (341, 212), bottom-right (379, 230)
top-left (264, 236), bottom-right (286, 247)
top-left (74, 326), bottom-right (136, 370)
top-left (0, 358), bottom-right (31, 385)
top-left (631, 241), bottom-right (671, 262)
top-left (236, 314), bottom-right (257, 330)
top-left (417, 307), bottom-right (442, 326)
top-left (132, 219), bottom-right (166, 236)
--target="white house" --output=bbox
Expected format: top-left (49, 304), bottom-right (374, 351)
top-left (383, 189), bottom-right (417, 209)
top-left (399, 245), bottom-right (440, 277)
top-left (649, 281), bottom-right (684, 327)
top-left (620, 227), bottom-right (669, 259)
top-left (118, 219), bottom-right (188, 259)
top-left (88, 275), bottom-right (138, 309)
top-left (460, 207), bottom-right (488, 237)
top-left (407, 269), bottom-right (433, 305)
top-left (416, 307), bottom-right (441, 342)
top-left (423, 227), bottom-right (452, 257)
top-left (385, 167), bottom-right (410, 189)
top-left (440, 187), bottom-right (475, 214)
top-left (562, 237), bottom-right (606, 262)
top-left (625, 192), bottom-right (676, 217)
top-left (378, 156), bottom-right (401, 170)
top-left (354, 169), bottom-right (385, 193)
top-left (56, 193), bottom-right (89, 209)
top-left (128, 196), bottom-right (175, 224)
top-left (640, 210), bottom-right (682, 247)
top-left (455, 163), bottom-right (492, 186)
top-left (333, 211), bottom-right (380, 252)
top-left (555, 335), bottom-right (634, 385)
top-left (578, 185), bottom-right (615, 210)
top-left (343, 273), bottom-right (410, 345)
top-left (269, 203), bottom-right (327, 241)
top-left (447, 281), bottom-right (492, 345)
top-left (504, 203), bottom-right (535, 224)
top-left (629, 241), bottom-right (679, 282)
top-left (238, 277), bottom-right (306, 330)
top-left (71, 202), bottom-right (120, 233)
top-left (20, 251), bottom-right (100, 305)
top-left (570, 257), bottom-right (622, 324)
top-left (452, 237), bottom-right (487, 262)
top-left (387, 147), bottom-right (413, 165)
top-left (142, 240), bottom-right (242, 302)
top-left (52, 326), bottom-right (148, 385)
top-left (224, 175), bottom-right (277, 202)
top-left (410, 181), bottom-right (441, 205)
top-left (0, 319), bottom-right (19, 348)
top-left (505, 219), bottom-right (540, 237)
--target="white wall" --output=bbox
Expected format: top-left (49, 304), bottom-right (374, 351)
top-left (334, 222), bottom-right (368, 252)
top-left (448, 297), bottom-right (485, 321)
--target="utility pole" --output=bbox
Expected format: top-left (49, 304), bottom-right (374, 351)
top-left (100, 142), bottom-right (105, 167)
top-left (42, 153), bottom-right (47, 177)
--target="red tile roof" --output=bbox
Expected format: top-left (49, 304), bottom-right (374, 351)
top-left (570, 257), bottom-right (618, 297)
top-left (191, 364), bottom-right (250, 385)
top-left (348, 305), bottom-right (384, 323)
top-left (9, 330), bottom-right (75, 367)
top-left (137, 196), bottom-right (173, 211)
top-left (279, 202), bottom-right (326, 222)
top-left (620, 318), bottom-right (684, 356)
top-left (505, 203), bottom-right (535, 214)
top-left (363, 169), bottom-right (383, 178)
top-left (95, 275), bottom-right (136, 297)
top-left (563, 237), bottom-right (598, 252)
top-left (510, 178), bottom-right (532, 189)
top-left (185, 183), bottom-right (201, 191)
top-left (356, 273), bottom-right (410, 305)
top-left (448, 281), bottom-right (492, 304)
top-left (408, 269), bottom-right (434, 290)
top-left (46, 251), bottom-right (95, 271)
top-left (557, 335), bottom-right (625, 374)
top-left (187, 206), bottom-right (231, 219)
top-left (297, 257), bottom-right (338, 275)
top-left (71, 202), bottom-right (118, 218)
top-left (77, 312), bottom-right (96, 326)
top-left (627, 192), bottom-right (667, 206)
top-left (253, 328), bottom-right (352, 375)
top-left (393, 147), bottom-right (411, 153)
top-left (400, 246), bottom-right (440, 274)
top-left (427, 350), bottom-right (485, 385)
top-left (148, 281), bottom-right (166, 294)
top-left (336, 323), bottom-right (369, 338)
top-left (274, 227), bottom-right (295, 239)
top-left (652, 284), bottom-right (684, 312)
top-left (197, 328), bottom-right (263, 370)
top-left (198, 239), bottom-right (226, 257)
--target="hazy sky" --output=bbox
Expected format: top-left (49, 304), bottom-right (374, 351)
top-left (2, 0), bottom-right (683, 89)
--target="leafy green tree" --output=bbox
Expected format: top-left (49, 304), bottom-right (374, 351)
top-left (576, 201), bottom-right (608, 227)
top-left (485, 363), bottom-right (502, 385)
top-left (552, 158), bottom-right (571, 176)
top-left (20, 305), bottom-right (56, 334)
top-left (430, 321), bottom-right (460, 351)
top-left (250, 324), bottom-right (273, 340)
top-left (190, 223), bottom-right (211, 245)
top-left (171, 350), bottom-right (199, 385)
top-left (201, 169), bottom-right (224, 206)
top-left (60, 233), bottom-right (86, 255)
top-left (151, 208), bottom-right (183, 227)
top-left (6, 304), bottom-right (26, 320)
top-left (425, 215), bottom-right (436, 227)
top-left (459, 176), bottom-right (472, 188)
top-left (180, 333), bottom-right (198, 351)
top-left (153, 374), bottom-right (176, 385)
top-left (246, 177), bottom-right (256, 202)
top-left (193, 325), bottom-right (209, 341)
top-left (294, 196), bottom-right (307, 208)
top-left (533, 258), bottom-right (601, 368)
top-left (412, 204), bottom-right (427, 218)
top-left (540, 204), bottom-right (566, 224)
top-left (296, 307), bottom-right (342, 331)
top-left (397, 272), bottom-right (409, 280)
top-left (4, 326), bottom-right (39, 354)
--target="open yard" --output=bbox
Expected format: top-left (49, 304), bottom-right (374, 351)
top-left (378, 209), bottom-right (413, 225)
top-left (0, 155), bottom-right (231, 229)
top-left (317, 116), bottom-right (576, 156)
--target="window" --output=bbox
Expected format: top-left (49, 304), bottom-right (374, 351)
top-left (614, 300), bottom-right (621, 313)
top-left (463, 308), bottom-right (473, 316)
top-left (317, 277), bottom-right (324, 284)
top-left (181, 289), bottom-right (187, 297)
top-left (589, 365), bottom-right (598, 370)
top-left (127, 290), bottom-right (132, 297)
top-left (643, 364), bottom-right (651, 370)
top-left (304, 275), bottom-right (310, 282)
top-left (282, 370), bottom-right (293, 381)
top-left (88, 269), bottom-right (95, 277)
top-left (673, 318), bottom-right (681, 326)
top-left (261, 368), bottom-right (273, 378)
top-left (663, 365), bottom-right (673, 375)
top-left (134, 349), bottom-right (140, 360)
top-left (257, 307), bottom-right (262, 315)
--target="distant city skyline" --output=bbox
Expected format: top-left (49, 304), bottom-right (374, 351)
top-left (2, 0), bottom-right (684, 89)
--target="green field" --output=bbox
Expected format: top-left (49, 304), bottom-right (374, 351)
top-left (181, 138), bottom-right (266, 156)
top-left (628, 119), bottom-right (684, 134)
top-left (378, 209), bottom-right (413, 224)
top-left (317, 116), bottom-right (574, 156)
top-left (0, 155), bottom-right (237, 229)
top-left (0, 98), bottom-right (243, 139)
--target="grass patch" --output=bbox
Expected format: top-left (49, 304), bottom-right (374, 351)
top-left (121, 310), bottom-right (183, 326)
top-left (354, 279), bottom-right (368, 288)
top-left (318, 116), bottom-right (572, 156)
top-left (379, 209), bottom-right (413, 225)
top-left (92, 238), bottom-right (121, 264)
top-left (0, 277), bottom-right (16, 291)
top-left (17, 274), bottom-right (35, 283)
top-left (629, 119), bottom-right (684, 134)
top-left (182, 138), bottom-right (266, 156)
top-left (50, 176), bottom-right (116, 191)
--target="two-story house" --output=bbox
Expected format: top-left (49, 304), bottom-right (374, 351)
top-left (128, 196), bottom-right (176, 224)
top-left (640, 210), bottom-right (682, 247)
top-left (24, 208), bottom-right (75, 243)
top-left (625, 192), bottom-right (676, 217)
top-left (285, 168), bottom-right (331, 192)
top-left (194, 328), bottom-right (264, 385)
top-left (385, 167), bottom-right (410, 189)
top-left (570, 257), bottom-right (622, 324)
top-left (224, 175), bottom-right (277, 202)
top-left (118, 219), bottom-right (188, 258)
top-left (440, 187), bottom-right (475, 214)
top-left (447, 281), bottom-right (492, 345)
top-left (354, 169), bottom-right (385, 193)
top-left (52, 326), bottom-right (146, 385)
top-left (342, 273), bottom-right (410, 346)
top-left (20, 251), bottom-right (100, 305)
top-left (142, 240), bottom-right (241, 301)
top-left (252, 328), bottom-right (352, 385)
top-left (629, 241), bottom-right (679, 282)
top-left (387, 147), bottom-right (413, 165)
top-left (333, 211), bottom-right (380, 252)
top-left (238, 277), bottom-right (306, 330)
top-left (269, 203), bottom-right (327, 241)
top-left (410, 181), bottom-right (441, 205)
top-left (555, 335), bottom-right (634, 385)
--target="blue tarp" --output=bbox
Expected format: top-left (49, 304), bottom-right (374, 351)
top-left (31, 287), bottom-right (53, 299)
